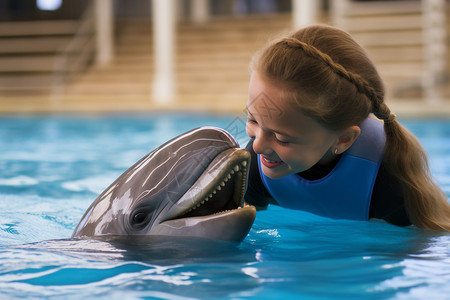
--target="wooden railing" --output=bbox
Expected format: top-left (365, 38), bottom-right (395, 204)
top-left (52, 3), bottom-right (95, 101)
top-left (0, 20), bottom-right (77, 93)
top-left (0, 3), bottom-right (95, 98)
top-left (332, 0), bottom-right (447, 102)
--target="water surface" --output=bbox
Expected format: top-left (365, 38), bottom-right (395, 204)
top-left (1, 114), bottom-right (450, 299)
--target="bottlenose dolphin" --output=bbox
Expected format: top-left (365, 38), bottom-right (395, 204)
top-left (72, 127), bottom-right (256, 243)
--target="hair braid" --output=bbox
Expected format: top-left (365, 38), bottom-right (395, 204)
top-left (279, 37), bottom-right (396, 123)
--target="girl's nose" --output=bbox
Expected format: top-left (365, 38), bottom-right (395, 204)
top-left (252, 133), bottom-right (271, 155)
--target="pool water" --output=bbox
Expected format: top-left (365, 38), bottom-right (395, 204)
top-left (1, 114), bottom-right (450, 299)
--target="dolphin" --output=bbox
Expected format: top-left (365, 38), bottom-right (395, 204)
top-left (72, 127), bottom-right (256, 243)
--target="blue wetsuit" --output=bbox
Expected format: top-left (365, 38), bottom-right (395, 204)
top-left (244, 118), bottom-right (411, 225)
top-left (258, 118), bottom-right (384, 220)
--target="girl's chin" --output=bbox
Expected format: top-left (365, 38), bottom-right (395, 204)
top-left (261, 165), bottom-right (288, 179)
top-left (262, 163), bottom-right (308, 179)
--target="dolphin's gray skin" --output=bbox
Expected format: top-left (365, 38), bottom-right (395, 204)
top-left (72, 127), bottom-right (256, 243)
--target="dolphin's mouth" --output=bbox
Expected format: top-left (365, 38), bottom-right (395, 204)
top-left (180, 159), bottom-right (247, 218)
top-left (150, 147), bottom-right (256, 242)
top-left (162, 148), bottom-right (251, 222)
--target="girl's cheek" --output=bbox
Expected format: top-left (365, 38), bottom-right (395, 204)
top-left (245, 123), bottom-right (255, 138)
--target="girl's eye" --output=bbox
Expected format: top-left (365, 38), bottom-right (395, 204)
top-left (275, 139), bottom-right (290, 146)
top-left (247, 118), bottom-right (258, 125)
top-left (274, 135), bottom-right (290, 145)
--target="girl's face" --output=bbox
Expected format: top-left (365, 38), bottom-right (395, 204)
top-left (246, 72), bottom-right (340, 179)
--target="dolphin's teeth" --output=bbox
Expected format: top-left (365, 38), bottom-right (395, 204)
top-left (178, 158), bottom-right (250, 217)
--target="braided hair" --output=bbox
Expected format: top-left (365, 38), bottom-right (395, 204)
top-left (278, 37), bottom-right (396, 124)
top-left (251, 25), bottom-right (450, 231)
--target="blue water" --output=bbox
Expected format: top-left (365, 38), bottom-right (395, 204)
top-left (1, 113), bottom-right (450, 299)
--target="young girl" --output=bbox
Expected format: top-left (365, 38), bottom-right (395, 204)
top-left (244, 24), bottom-right (450, 231)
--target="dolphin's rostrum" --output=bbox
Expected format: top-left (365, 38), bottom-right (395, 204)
top-left (72, 127), bottom-right (256, 243)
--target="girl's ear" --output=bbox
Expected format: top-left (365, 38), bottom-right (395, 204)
top-left (334, 126), bottom-right (360, 154)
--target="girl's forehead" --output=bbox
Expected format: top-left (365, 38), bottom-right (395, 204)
top-left (247, 101), bottom-right (328, 141)
top-left (247, 71), bottom-right (332, 135)
top-left (248, 73), bottom-right (286, 110)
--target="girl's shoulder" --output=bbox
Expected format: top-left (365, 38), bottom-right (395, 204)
top-left (370, 162), bottom-right (411, 226)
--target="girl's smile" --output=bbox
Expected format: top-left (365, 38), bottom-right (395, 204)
top-left (246, 71), bottom-right (359, 179)
top-left (246, 71), bottom-right (339, 178)
top-left (260, 155), bottom-right (284, 169)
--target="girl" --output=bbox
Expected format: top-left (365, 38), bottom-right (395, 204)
top-left (244, 24), bottom-right (450, 230)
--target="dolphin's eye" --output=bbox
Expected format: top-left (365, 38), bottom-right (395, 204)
top-left (131, 210), bottom-right (152, 229)
top-left (133, 212), bottom-right (146, 223)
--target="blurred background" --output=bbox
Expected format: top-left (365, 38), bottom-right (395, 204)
top-left (0, 0), bottom-right (448, 116)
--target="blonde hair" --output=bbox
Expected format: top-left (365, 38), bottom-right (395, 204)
top-left (251, 24), bottom-right (450, 231)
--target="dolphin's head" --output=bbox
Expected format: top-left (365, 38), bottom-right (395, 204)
top-left (72, 127), bottom-right (256, 243)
